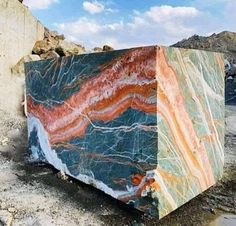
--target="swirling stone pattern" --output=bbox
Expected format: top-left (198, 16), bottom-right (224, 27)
top-left (25, 46), bottom-right (225, 219)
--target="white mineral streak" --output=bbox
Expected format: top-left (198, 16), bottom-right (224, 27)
top-left (27, 114), bottom-right (135, 198)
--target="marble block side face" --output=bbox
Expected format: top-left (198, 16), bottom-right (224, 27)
top-left (25, 46), bottom-right (225, 219)
top-left (155, 47), bottom-right (225, 218)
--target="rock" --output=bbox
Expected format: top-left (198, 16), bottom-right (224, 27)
top-left (40, 51), bottom-right (60, 60)
top-left (18, 0), bottom-right (23, 3)
top-left (93, 47), bottom-right (103, 53)
top-left (0, 210), bottom-right (13, 226)
top-left (0, 137), bottom-right (9, 146)
top-left (32, 40), bottom-right (52, 55)
top-left (7, 208), bottom-right (16, 214)
top-left (227, 64), bottom-right (236, 77)
top-left (102, 45), bottom-right (114, 51)
top-left (11, 55), bottom-right (41, 76)
top-left (0, 202), bottom-right (7, 210)
top-left (44, 28), bottom-right (57, 39)
top-left (43, 28), bottom-right (64, 52)
top-left (55, 40), bottom-right (85, 56)
top-left (57, 170), bottom-right (68, 181)
top-left (93, 45), bottom-right (114, 52)
top-left (44, 28), bottom-right (65, 41)
top-left (210, 208), bottom-right (216, 215)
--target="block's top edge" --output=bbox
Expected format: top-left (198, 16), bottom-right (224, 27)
top-left (24, 44), bottom-right (225, 68)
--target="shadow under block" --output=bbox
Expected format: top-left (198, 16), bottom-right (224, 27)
top-left (25, 46), bottom-right (225, 219)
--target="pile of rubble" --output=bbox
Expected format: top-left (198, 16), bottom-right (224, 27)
top-left (34, 28), bottom-right (86, 59)
top-left (11, 28), bottom-right (114, 76)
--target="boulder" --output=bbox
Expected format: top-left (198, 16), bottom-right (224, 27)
top-left (102, 45), bottom-right (114, 51)
top-left (93, 47), bottom-right (103, 53)
top-left (11, 55), bottom-right (41, 76)
top-left (55, 40), bottom-right (85, 56)
top-left (32, 40), bottom-right (52, 55)
top-left (44, 28), bottom-right (65, 41)
top-left (40, 51), bottom-right (60, 60)
top-left (44, 28), bottom-right (65, 50)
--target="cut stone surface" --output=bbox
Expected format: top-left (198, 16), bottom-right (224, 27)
top-left (0, 0), bottom-right (44, 115)
top-left (25, 46), bottom-right (225, 219)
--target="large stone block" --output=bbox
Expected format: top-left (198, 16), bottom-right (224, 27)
top-left (25, 46), bottom-right (225, 219)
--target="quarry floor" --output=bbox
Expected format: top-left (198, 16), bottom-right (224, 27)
top-left (0, 103), bottom-right (235, 226)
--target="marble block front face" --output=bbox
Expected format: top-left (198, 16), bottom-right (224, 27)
top-left (25, 46), bottom-right (225, 219)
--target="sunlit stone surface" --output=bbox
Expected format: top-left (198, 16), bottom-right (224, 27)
top-left (25, 46), bottom-right (225, 219)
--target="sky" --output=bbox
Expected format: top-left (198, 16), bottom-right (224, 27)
top-left (24, 0), bottom-right (236, 50)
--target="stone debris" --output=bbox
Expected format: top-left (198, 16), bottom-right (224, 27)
top-left (102, 45), bottom-right (114, 51)
top-left (40, 51), bottom-right (60, 60)
top-left (0, 137), bottom-right (9, 146)
top-left (55, 40), bottom-right (85, 57)
top-left (33, 28), bottom-right (85, 58)
top-left (11, 26), bottom-right (114, 77)
top-left (93, 47), bottom-right (103, 52)
top-left (32, 40), bottom-right (52, 55)
top-left (57, 170), bottom-right (68, 181)
top-left (93, 45), bottom-right (114, 53)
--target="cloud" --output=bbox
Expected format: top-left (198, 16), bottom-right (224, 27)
top-left (82, 1), bottom-right (105, 14)
top-left (24, 0), bottom-right (59, 10)
top-left (223, 0), bottom-right (236, 23)
top-left (56, 0), bottom-right (236, 49)
top-left (55, 5), bottom-right (201, 49)
top-left (146, 5), bottom-right (199, 23)
top-left (191, 0), bottom-right (236, 33)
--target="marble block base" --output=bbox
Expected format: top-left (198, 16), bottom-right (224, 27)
top-left (25, 46), bottom-right (225, 219)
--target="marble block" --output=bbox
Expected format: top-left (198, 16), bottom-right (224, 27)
top-left (25, 46), bottom-right (225, 219)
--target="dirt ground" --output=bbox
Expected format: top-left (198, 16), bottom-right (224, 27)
top-left (0, 99), bottom-right (235, 225)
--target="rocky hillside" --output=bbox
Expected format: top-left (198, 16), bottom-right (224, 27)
top-left (172, 31), bottom-right (236, 76)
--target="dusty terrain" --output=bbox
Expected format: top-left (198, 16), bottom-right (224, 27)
top-left (0, 82), bottom-right (235, 226)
